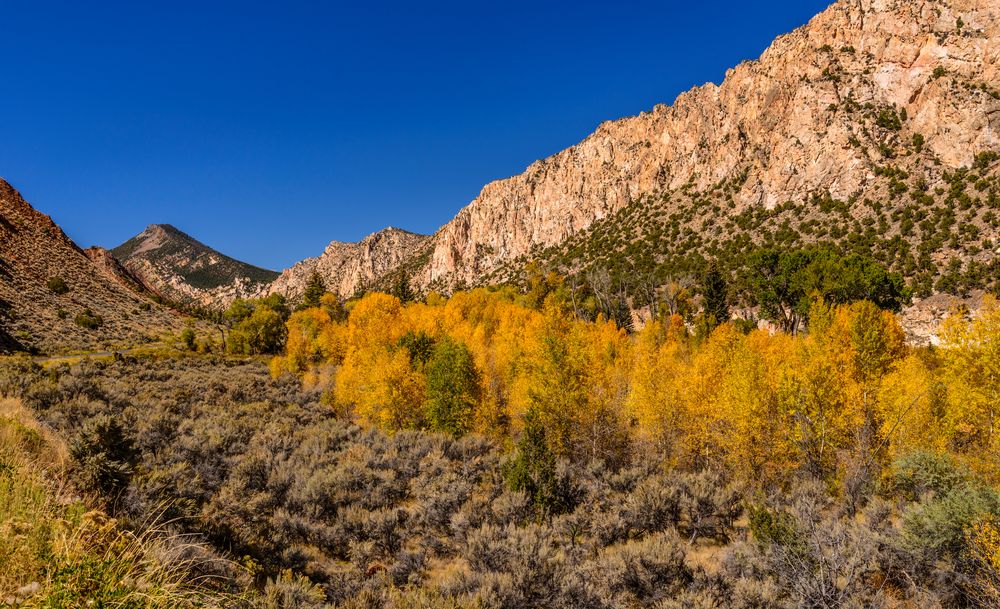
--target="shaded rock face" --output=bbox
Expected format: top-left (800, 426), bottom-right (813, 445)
top-left (264, 228), bottom-right (429, 300)
top-left (112, 224), bottom-right (279, 308)
top-left (414, 0), bottom-right (1000, 288)
top-left (0, 180), bottom-right (180, 354)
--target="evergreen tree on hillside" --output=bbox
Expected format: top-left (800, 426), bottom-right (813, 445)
top-left (701, 263), bottom-right (730, 325)
top-left (424, 337), bottom-right (480, 437)
top-left (302, 271), bottom-right (326, 309)
top-left (391, 275), bottom-right (415, 303)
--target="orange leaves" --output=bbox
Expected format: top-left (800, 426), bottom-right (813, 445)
top-left (337, 345), bottom-right (426, 431)
top-left (273, 288), bottom-right (998, 486)
top-left (937, 295), bottom-right (1000, 470)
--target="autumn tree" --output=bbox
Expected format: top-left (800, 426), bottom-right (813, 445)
top-left (938, 296), bottom-right (1000, 469)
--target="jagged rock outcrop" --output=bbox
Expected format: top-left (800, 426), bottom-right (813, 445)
top-left (412, 0), bottom-right (999, 288)
top-left (264, 228), bottom-right (429, 300)
top-left (112, 224), bottom-right (279, 308)
top-left (0, 179), bottom-right (181, 354)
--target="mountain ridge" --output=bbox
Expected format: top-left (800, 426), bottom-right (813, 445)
top-left (14, 0), bottom-right (1000, 327)
top-left (262, 227), bottom-right (430, 300)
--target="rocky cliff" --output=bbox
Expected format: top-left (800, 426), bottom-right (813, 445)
top-left (107, 0), bottom-right (1000, 313)
top-left (413, 0), bottom-right (999, 290)
top-left (264, 228), bottom-right (429, 300)
top-left (84, 246), bottom-right (151, 297)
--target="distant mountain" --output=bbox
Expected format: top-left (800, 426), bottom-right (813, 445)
top-left (0, 180), bottom-right (180, 354)
top-left (264, 228), bottom-right (429, 300)
top-left (112, 224), bottom-right (279, 308)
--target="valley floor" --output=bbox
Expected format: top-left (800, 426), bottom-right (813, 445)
top-left (0, 353), bottom-right (998, 608)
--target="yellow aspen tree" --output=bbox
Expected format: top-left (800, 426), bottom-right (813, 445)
top-left (938, 296), bottom-right (1000, 472)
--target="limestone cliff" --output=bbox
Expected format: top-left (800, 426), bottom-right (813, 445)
top-left (264, 228), bottom-right (429, 300)
top-left (414, 0), bottom-right (999, 289)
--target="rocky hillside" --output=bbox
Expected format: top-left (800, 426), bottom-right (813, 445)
top-left (112, 224), bottom-right (279, 307)
top-left (407, 0), bottom-right (999, 295)
top-left (0, 180), bottom-right (181, 354)
top-left (264, 228), bottom-right (429, 300)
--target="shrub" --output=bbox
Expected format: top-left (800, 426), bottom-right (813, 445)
top-left (876, 107), bottom-right (903, 131)
top-left (902, 481), bottom-right (1000, 559)
top-left (73, 309), bottom-right (104, 330)
top-left (47, 276), bottom-right (69, 295)
top-left (180, 328), bottom-right (197, 351)
top-left (261, 570), bottom-right (327, 609)
top-left (885, 451), bottom-right (971, 501)
top-left (974, 150), bottom-right (999, 170)
top-left (588, 532), bottom-right (691, 603)
top-left (68, 414), bottom-right (137, 498)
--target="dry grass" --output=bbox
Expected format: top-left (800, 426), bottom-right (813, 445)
top-left (0, 397), bottom-right (251, 608)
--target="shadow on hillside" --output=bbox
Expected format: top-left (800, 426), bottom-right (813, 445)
top-left (0, 215), bottom-right (16, 234)
top-left (0, 297), bottom-right (26, 355)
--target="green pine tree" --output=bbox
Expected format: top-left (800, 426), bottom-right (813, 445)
top-left (302, 271), bottom-right (326, 309)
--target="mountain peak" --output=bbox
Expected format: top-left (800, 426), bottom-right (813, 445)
top-left (112, 224), bottom-right (278, 307)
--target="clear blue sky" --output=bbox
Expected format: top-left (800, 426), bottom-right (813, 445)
top-left (1, 1), bottom-right (832, 270)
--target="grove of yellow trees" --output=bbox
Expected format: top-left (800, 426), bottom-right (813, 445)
top-left (271, 288), bottom-right (1000, 488)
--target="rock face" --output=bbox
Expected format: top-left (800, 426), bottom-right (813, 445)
top-left (265, 228), bottom-right (429, 300)
top-left (112, 224), bottom-right (279, 308)
top-left (0, 180), bottom-right (181, 354)
top-left (84, 246), bottom-right (151, 297)
top-left (412, 0), bottom-right (1000, 288)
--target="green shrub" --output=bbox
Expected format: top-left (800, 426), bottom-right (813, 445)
top-left (68, 415), bottom-right (137, 497)
top-left (73, 309), bottom-right (103, 330)
top-left (974, 150), bottom-right (999, 170)
top-left (748, 505), bottom-right (799, 546)
top-left (180, 328), bottom-right (197, 351)
top-left (876, 107), bottom-right (903, 131)
top-left (903, 482), bottom-right (1000, 558)
top-left (47, 276), bottom-right (69, 295)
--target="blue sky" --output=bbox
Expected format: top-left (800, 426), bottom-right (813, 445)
top-left (1, 1), bottom-right (832, 270)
